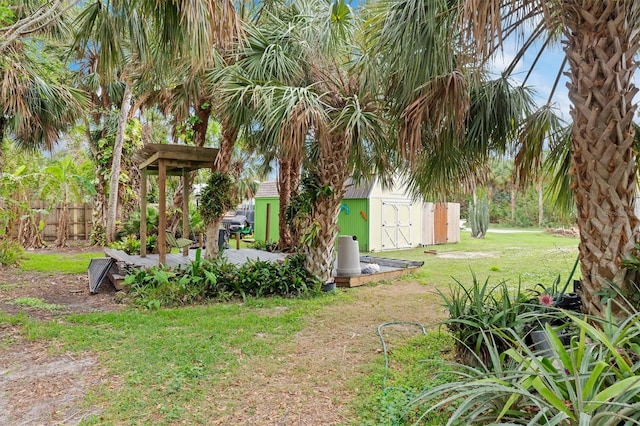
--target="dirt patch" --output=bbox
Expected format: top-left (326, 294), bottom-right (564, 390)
top-left (0, 269), bottom-right (120, 321)
top-left (0, 257), bottom-right (121, 425)
top-left (0, 334), bottom-right (107, 425)
top-left (437, 251), bottom-right (497, 259)
top-left (208, 281), bottom-right (444, 425)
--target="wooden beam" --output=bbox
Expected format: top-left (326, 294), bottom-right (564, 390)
top-left (138, 152), bottom-right (160, 171)
top-left (182, 169), bottom-right (189, 256)
top-left (143, 160), bottom-right (214, 173)
top-left (334, 266), bottom-right (422, 288)
top-left (158, 159), bottom-right (167, 265)
top-left (140, 169), bottom-right (148, 257)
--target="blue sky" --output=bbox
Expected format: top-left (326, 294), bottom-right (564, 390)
top-left (489, 40), bottom-right (572, 121)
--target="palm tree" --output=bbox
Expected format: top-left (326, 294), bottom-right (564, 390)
top-left (221, 13), bottom-right (309, 251)
top-left (367, 0), bottom-right (639, 316)
top-left (215, 0), bottom-right (393, 282)
top-left (73, 0), bottom-right (240, 244)
top-left (0, 0), bottom-right (87, 165)
top-left (461, 1), bottom-right (639, 316)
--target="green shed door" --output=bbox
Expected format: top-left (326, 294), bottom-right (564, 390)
top-left (337, 199), bottom-right (369, 252)
top-left (254, 197), bottom-right (280, 242)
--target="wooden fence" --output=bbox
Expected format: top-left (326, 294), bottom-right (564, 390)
top-left (19, 201), bottom-right (93, 241)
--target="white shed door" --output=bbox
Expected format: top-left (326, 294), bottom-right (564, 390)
top-left (381, 201), bottom-right (413, 250)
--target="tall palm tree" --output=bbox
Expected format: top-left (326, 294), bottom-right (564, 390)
top-left (459, 1), bottom-right (640, 316)
top-left (223, 12), bottom-right (309, 251)
top-left (367, 0), bottom-right (639, 316)
top-left (0, 0), bottom-right (87, 165)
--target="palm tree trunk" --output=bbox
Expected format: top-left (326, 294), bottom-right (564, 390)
top-left (510, 184), bottom-right (516, 223)
top-left (204, 123), bottom-right (238, 260)
top-left (277, 150), bottom-right (302, 251)
top-left (564, 2), bottom-right (640, 316)
top-left (0, 117), bottom-right (5, 172)
top-left (277, 159), bottom-right (294, 250)
top-left (537, 178), bottom-right (543, 227)
top-left (106, 81), bottom-right (133, 244)
top-left (55, 202), bottom-right (69, 247)
top-left (303, 133), bottom-right (351, 283)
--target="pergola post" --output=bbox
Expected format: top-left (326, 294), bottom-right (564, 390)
top-left (158, 159), bottom-right (167, 265)
top-left (140, 169), bottom-right (147, 257)
top-left (182, 169), bottom-right (189, 256)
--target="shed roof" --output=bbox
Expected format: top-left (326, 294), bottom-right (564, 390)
top-left (344, 178), bottom-right (375, 199)
top-left (255, 179), bottom-right (375, 199)
top-left (255, 181), bottom-right (279, 198)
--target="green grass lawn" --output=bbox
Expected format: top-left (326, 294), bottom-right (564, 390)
top-left (20, 251), bottom-right (100, 274)
top-left (15, 294), bottom-right (347, 424)
top-left (376, 229), bottom-right (580, 291)
top-left (2, 229), bottom-right (581, 424)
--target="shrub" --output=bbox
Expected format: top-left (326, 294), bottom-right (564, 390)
top-left (110, 234), bottom-right (156, 255)
top-left (123, 251), bottom-right (320, 307)
top-left (199, 172), bottom-right (235, 224)
top-left (251, 240), bottom-right (279, 253)
top-left (236, 255), bottom-right (319, 298)
top-left (119, 205), bottom-right (159, 238)
top-left (0, 239), bottom-right (24, 267)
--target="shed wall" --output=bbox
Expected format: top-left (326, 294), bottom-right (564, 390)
top-left (369, 198), bottom-right (423, 251)
top-left (422, 202), bottom-right (435, 245)
top-left (337, 199), bottom-right (370, 251)
top-left (446, 202), bottom-right (461, 243)
top-left (421, 202), bottom-right (460, 245)
top-left (254, 197), bottom-right (280, 242)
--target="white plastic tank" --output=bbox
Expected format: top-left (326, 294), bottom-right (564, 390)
top-left (337, 235), bottom-right (361, 276)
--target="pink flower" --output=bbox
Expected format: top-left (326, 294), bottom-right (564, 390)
top-left (539, 294), bottom-right (554, 307)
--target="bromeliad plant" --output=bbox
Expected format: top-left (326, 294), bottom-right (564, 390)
top-left (439, 273), bottom-right (539, 365)
top-left (411, 304), bottom-right (640, 425)
top-left (442, 272), bottom-right (583, 367)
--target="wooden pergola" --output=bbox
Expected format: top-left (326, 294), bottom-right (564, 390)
top-left (135, 144), bottom-right (219, 265)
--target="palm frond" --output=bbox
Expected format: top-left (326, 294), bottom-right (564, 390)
top-left (544, 125), bottom-right (575, 217)
top-left (513, 103), bottom-right (563, 187)
top-left (334, 92), bottom-right (393, 181)
top-left (467, 75), bottom-right (536, 155)
top-left (458, 0), bottom-right (549, 64)
top-left (400, 70), bottom-right (469, 165)
top-left (237, 22), bottom-right (305, 83)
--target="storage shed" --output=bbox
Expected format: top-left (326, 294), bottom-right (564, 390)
top-left (253, 178), bottom-right (460, 252)
top-left (253, 181), bottom-right (279, 242)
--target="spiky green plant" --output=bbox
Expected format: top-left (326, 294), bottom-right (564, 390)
top-left (412, 304), bottom-right (640, 425)
top-left (469, 198), bottom-right (489, 239)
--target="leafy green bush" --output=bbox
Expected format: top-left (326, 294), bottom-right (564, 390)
top-left (119, 205), bottom-right (159, 238)
top-left (440, 274), bottom-right (541, 365)
top-left (110, 235), bottom-right (141, 255)
top-left (236, 255), bottom-right (317, 298)
top-left (199, 172), bottom-right (235, 224)
top-left (0, 238), bottom-right (24, 267)
top-left (251, 240), bottom-right (279, 252)
top-left (123, 251), bottom-right (320, 307)
top-left (110, 234), bottom-right (156, 255)
top-left (412, 305), bottom-right (640, 425)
